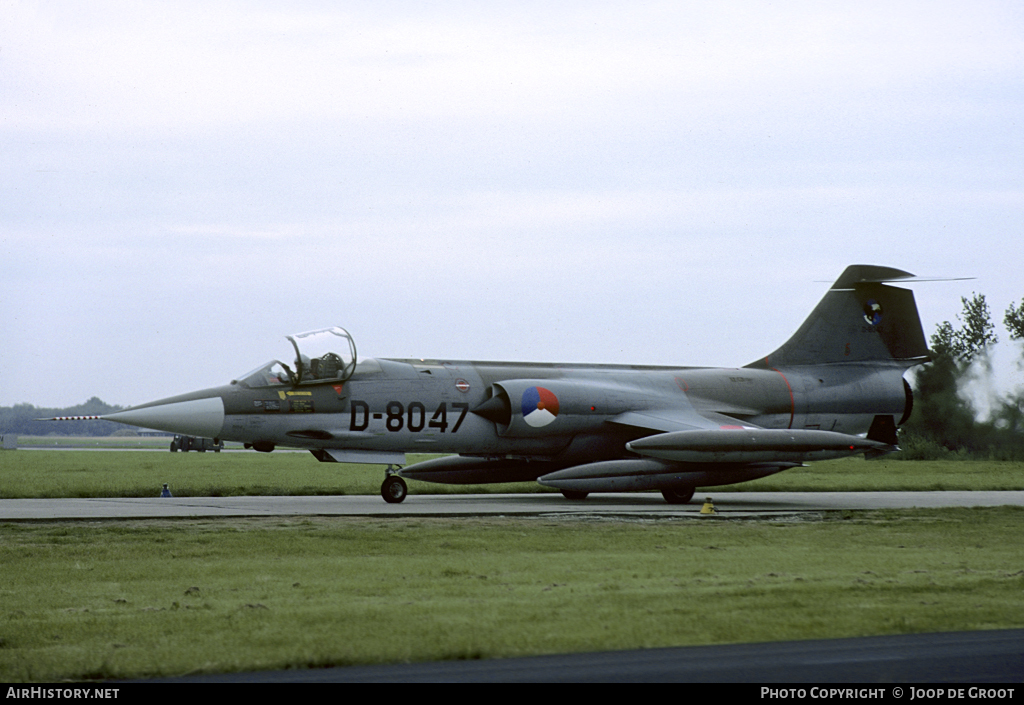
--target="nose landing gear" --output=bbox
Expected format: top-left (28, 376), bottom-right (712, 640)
top-left (381, 466), bottom-right (408, 503)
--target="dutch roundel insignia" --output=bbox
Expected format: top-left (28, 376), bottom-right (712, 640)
top-left (522, 386), bottom-right (560, 427)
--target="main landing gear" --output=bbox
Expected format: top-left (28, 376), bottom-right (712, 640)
top-left (381, 465), bottom-right (408, 504)
top-left (661, 486), bottom-right (695, 505)
top-left (560, 490), bottom-right (589, 500)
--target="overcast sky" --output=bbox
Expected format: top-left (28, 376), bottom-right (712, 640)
top-left (3, 1), bottom-right (1022, 408)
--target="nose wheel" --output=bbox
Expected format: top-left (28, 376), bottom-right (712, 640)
top-left (381, 468), bottom-right (408, 504)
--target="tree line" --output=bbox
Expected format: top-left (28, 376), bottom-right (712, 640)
top-left (0, 397), bottom-right (126, 437)
top-left (900, 293), bottom-right (1024, 460)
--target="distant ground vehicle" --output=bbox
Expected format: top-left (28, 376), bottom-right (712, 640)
top-left (170, 434), bottom-right (223, 452)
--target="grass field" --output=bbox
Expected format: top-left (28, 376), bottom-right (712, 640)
top-left (14, 436), bottom-right (195, 450)
top-left (2, 508), bottom-right (1023, 682)
top-left (1, 449), bottom-right (1022, 498)
top-left (2, 449), bottom-right (1022, 682)
top-left (0, 450), bottom-right (544, 498)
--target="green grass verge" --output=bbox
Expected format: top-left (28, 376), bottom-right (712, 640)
top-left (15, 436), bottom-right (190, 450)
top-left (1, 509), bottom-right (1023, 681)
top-left (1, 451), bottom-right (1022, 499)
top-left (716, 456), bottom-right (1024, 492)
top-left (0, 451), bottom-right (548, 499)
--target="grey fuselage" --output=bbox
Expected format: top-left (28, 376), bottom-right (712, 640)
top-left (168, 356), bottom-right (908, 471)
top-left (91, 265), bottom-right (932, 496)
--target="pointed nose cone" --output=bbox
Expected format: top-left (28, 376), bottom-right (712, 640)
top-left (104, 396), bottom-right (225, 438)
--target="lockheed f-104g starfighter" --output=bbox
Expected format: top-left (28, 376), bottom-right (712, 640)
top-left (56, 265), bottom-right (937, 504)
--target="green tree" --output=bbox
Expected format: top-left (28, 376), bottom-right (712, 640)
top-left (0, 399), bottom-right (124, 436)
top-left (994, 298), bottom-right (1024, 437)
top-left (1005, 298), bottom-right (1024, 341)
top-left (946, 293), bottom-right (998, 363)
top-left (903, 293), bottom-right (1024, 459)
top-left (902, 294), bottom-right (993, 456)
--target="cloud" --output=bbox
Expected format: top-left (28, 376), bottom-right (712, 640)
top-left (7, 1), bottom-right (1020, 135)
top-left (2, 2), bottom-right (1023, 406)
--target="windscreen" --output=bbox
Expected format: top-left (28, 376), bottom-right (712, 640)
top-left (236, 360), bottom-right (295, 388)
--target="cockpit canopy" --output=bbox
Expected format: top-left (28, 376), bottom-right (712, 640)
top-left (236, 327), bottom-right (358, 388)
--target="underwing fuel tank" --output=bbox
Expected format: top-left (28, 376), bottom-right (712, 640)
top-left (536, 458), bottom-right (798, 493)
top-left (625, 428), bottom-right (893, 464)
top-left (398, 455), bottom-right (557, 484)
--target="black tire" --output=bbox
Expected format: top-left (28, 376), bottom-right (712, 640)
top-left (661, 487), bottom-right (695, 505)
top-left (381, 476), bottom-right (408, 504)
top-left (560, 490), bottom-right (589, 500)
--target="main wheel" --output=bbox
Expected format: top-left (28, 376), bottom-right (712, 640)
top-left (560, 490), bottom-right (589, 500)
top-left (381, 476), bottom-right (408, 504)
top-left (661, 487), bottom-right (695, 505)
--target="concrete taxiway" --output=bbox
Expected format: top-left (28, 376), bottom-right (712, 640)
top-left (9, 492), bottom-right (1023, 683)
top-left (2, 490), bottom-right (1023, 520)
top-left (151, 628), bottom-right (1024, 683)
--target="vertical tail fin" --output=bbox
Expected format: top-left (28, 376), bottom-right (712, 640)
top-left (746, 265), bottom-right (930, 369)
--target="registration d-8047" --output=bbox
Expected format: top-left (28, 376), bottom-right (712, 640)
top-left (349, 400), bottom-right (469, 433)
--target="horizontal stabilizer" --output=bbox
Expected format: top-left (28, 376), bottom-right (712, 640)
top-left (820, 269), bottom-right (973, 287)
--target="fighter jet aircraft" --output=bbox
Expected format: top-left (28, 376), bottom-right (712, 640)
top-left (56, 264), bottom-right (934, 504)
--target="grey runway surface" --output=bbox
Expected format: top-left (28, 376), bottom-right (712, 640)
top-left (10, 492), bottom-right (1024, 684)
top-left (145, 629), bottom-right (1024, 683)
top-left (2, 490), bottom-right (1024, 520)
